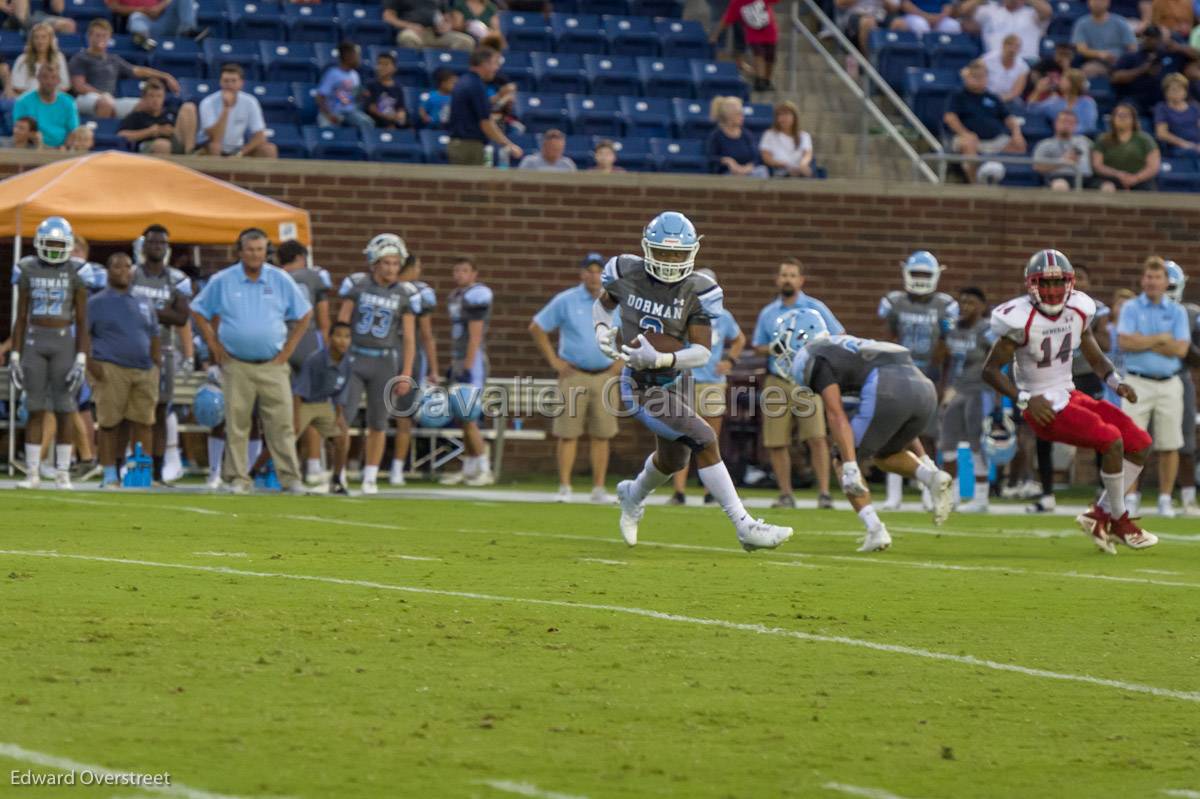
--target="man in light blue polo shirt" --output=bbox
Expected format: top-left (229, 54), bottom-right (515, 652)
top-left (191, 228), bottom-right (313, 493)
top-left (1116, 255), bottom-right (1190, 517)
top-left (530, 252), bottom-right (620, 503)
top-left (751, 257), bottom-right (843, 509)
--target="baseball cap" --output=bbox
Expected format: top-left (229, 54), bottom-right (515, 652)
top-left (581, 252), bottom-right (605, 268)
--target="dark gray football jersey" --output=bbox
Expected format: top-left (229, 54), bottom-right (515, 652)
top-left (790, 335), bottom-right (914, 397)
top-left (877, 290), bottom-right (959, 368)
top-left (1070, 298), bottom-right (1110, 377)
top-left (945, 317), bottom-right (995, 392)
top-left (131, 265), bottom-right (193, 349)
top-left (17, 255), bottom-right (84, 324)
top-left (339, 272), bottom-right (418, 349)
top-left (448, 282), bottom-right (492, 361)
top-left (287, 266), bottom-right (332, 333)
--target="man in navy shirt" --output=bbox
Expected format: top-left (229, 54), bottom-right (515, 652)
top-left (446, 46), bottom-right (523, 166)
top-left (294, 321), bottom-right (353, 495)
top-left (943, 59), bottom-right (1026, 183)
top-left (86, 253), bottom-right (161, 488)
top-left (1112, 26), bottom-right (1191, 114)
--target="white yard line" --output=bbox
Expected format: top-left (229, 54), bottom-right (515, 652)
top-left (823, 782), bottom-right (918, 799)
top-left (476, 779), bottom-right (588, 799)
top-left (1138, 569), bottom-right (1183, 576)
top-left (0, 742), bottom-right (258, 799)
top-left (191, 552), bottom-right (248, 558)
top-left (1162, 790), bottom-right (1200, 799)
top-left (3, 549), bottom-right (1199, 705)
top-left (578, 558), bottom-right (628, 566)
top-left (388, 554), bottom-right (441, 562)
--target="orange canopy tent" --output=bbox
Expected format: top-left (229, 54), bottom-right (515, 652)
top-left (0, 150), bottom-right (310, 246)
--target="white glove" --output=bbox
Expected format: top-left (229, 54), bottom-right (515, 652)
top-left (841, 461), bottom-right (868, 497)
top-left (65, 352), bottom-right (87, 395)
top-left (595, 323), bottom-right (622, 361)
top-left (621, 334), bottom-right (674, 371)
top-left (9, 351), bottom-right (23, 392)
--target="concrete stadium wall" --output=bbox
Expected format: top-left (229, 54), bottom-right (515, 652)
top-left (2, 152), bottom-right (1198, 475)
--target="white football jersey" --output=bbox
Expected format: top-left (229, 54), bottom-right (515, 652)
top-left (991, 291), bottom-right (1097, 398)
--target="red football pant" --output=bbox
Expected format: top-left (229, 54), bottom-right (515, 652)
top-left (1023, 390), bottom-right (1152, 454)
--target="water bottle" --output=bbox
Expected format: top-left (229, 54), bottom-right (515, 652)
top-left (957, 440), bottom-right (974, 502)
top-left (483, 144), bottom-right (494, 168)
top-left (497, 145), bottom-right (510, 170)
top-left (513, 417), bottom-right (523, 431)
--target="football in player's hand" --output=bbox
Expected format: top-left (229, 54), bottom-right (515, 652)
top-left (639, 330), bottom-right (684, 354)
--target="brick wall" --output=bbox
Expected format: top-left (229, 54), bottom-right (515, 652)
top-left (3, 153), bottom-right (1198, 476)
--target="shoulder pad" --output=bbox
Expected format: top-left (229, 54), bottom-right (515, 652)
top-left (168, 267), bottom-right (193, 298)
top-left (601, 256), bottom-right (621, 288)
top-left (339, 272), bottom-right (368, 297)
top-left (695, 279), bottom-right (724, 318)
top-left (464, 283), bottom-right (493, 307)
top-left (317, 268), bottom-right (333, 289)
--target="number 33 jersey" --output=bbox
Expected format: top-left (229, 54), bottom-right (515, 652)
top-left (339, 273), bottom-right (420, 349)
top-left (990, 291), bottom-right (1098, 398)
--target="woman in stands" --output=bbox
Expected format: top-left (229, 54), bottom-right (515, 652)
top-left (1092, 102), bottom-right (1161, 191)
top-left (1153, 73), bottom-right (1200, 156)
top-left (705, 95), bottom-right (768, 178)
top-left (1028, 68), bottom-right (1098, 136)
top-left (9, 23), bottom-right (69, 97)
top-left (759, 99), bottom-right (814, 178)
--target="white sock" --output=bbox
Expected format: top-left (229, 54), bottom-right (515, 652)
top-left (697, 462), bottom-right (750, 526)
top-left (25, 443), bottom-right (40, 475)
top-left (55, 444), bottom-right (72, 471)
top-left (858, 503), bottom-right (884, 532)
top-left (886, 472), bottom-right (902, 504)
top-left (1159, 492), bottom-right (1173, 507)
top-left (974, 482), bottom-right (990, 504)
top-left (306, 458), bottom-right (322, 476)
top-left (166, 411), bottom-right (179, 447)
top-left (391, 458), bottom-right (405, 473)
top-left (474, 454), bottom-right (490, 473)
top-left (207, 437), bottom-right (225, 479)
top-left (915, 462), bottom-right (939, 487)
top-left (247, 438), bottom-right (263, 467)
top-left (1183, 486), bottom-right (1196, 505)
top-left (630, 454), bottom-right (671, 503)
top-left (363, 465), bottom-right (379, 483)
top-left (1124, 460), bottom-right (1143, 493)
top-left (1100, 472), bottom-right (1126, 518)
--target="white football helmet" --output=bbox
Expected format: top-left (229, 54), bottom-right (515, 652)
top-left (35, 216), bottom-right (73, 264)
top-left (901, 250), bottom-right (943, 296)
top-left (364, 233), bottom-right (409, 265)
top-left (1165, 260), bottom-right (1186, 303)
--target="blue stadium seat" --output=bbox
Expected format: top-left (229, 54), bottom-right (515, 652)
top-left (304, 125), bottom-right (368, 160)
top-left (419, 129), bottom-right (450, 163)
top-left (500, 11), bottom-right (554, 51)
top-left (672, 98), bottom-right (713, 138)
top-left (1090, 75), bottom-right (1114, 114)
top-left (499, 50), bottom-right (535, 91)
top-left (605, 15), bottom-right (657, 56)
top-left (588, 0), bottom-right (632, 15)
top-left (515, 92), bottom-right (570, 132)
top-left (63, 0), bottom-right (110, 20)
top-left (151, 39), bottom-right (205, 79)
top-left (560, 133), bottom-right (595, 167)
top-left (532, 52), bottom-right (587, 94)
top-left (584, 54), bottom-right (640, 95)
top-left (313, 43), bottom-right (344, 77)
top-left (870, 29), bottom-right (925, 90)
top-left (925, 32), bottom-right (979, 71)
top-left (741, 101), bottom-right (772, 135)
top-left (260, 41), bottom-right (319, 83)
top-left (204, 39), bottom-right (263, 80)
top-left (603, 135), bottom-right (654, 170)
top-left (999, 163), bottom-right (1042, 187)
top-left (637, 56), bottom-right (693, 98)
top-left (690, 59), bottom-right (746, 100)
top-left (228, 0), bottom-right (284, 40)
top-left (1048, 0), bottom-right (1086, 39)
top-left (423, 49), bottom-right (469, 83)
top-left (904, 67), bottom-right (958, 135)
top-left (365, 128), bottom-right (423, 162)
top-left (117, 78), bottom-right (143, 98)
top-left (195, 0), bottom-right (231, 39)
top-left (633, 0), bottom-right (683, 17)
top-left (108, 35), bottom-right (147, 67)
top-left (57, 34), bottom-right (83, 52)
top-left (265, 123), bottom-right (307, 158)
top-left (509, 132), bottom-right (537, 156)
top-left (247, 81), bottom-right (296, 123)
top-left (566, 93), bottom-right (621, 136)
top-left (291, 81), bottom-right (319, 124)
top-left (552, 12), bottom-right (605, 54)
top-left (285, 3), bottom-right (339, 42)
top-left (0, 31), bottom-right (24, 61)
top-left (402, 87), bottom-right (425, 125)
top-left (1038, 36), bottom-right (1060, 60)
top-left (177, 77), bottom-right (216, 103)
top-left (657, 19), bottom-right (709, 59)
top-left (652, 137), bottom-right (705, 172)
top-left (1159, 157), bottom-right (1200, 192)
top-left (90, 119), bottom-right (125, 151)
top-left (619, 95), bottom-right (672, 137)
top-left (367, 46), bottom-right (425, 84)
top-left (337, 4), bottom-right (393, 45)
top-left (1019, 113), bottom-right (1053, 145)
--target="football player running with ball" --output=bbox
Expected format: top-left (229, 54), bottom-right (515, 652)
top-left (770, 309), bottom-right (954, 552)
top-left (594, 212), bottom-right (793, 551)
top-left (983, 250), bottom-right (1158, 553)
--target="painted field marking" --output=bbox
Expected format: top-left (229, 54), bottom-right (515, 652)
top-left (3, 549), bottom-right (1199, 705)
top-left (476, 779), bottom-right (588, 799)
top-left (823, 782), bottom-right (918, 799)
top-left (578, 558), bottom-right (628, 566)
top-left (1162, 790), bottom-right (1200, 799)
top-left (192, 552), bottom-right (248, 558)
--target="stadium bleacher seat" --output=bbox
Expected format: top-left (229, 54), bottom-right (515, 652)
top-left (567, 93), bottom-right (622, 136)
top-left (196, 0), bottom-right (231, 38)
top-left (337, 4), bottom-right (393, 46)
top-left (561, 133), bottom-right (594, 167)
top-left (0, 31), bottom-right (24, 61)
top-left (1019, 114), bottom-right (1053, 145)
top-left (365, 129), bottom-right (423, 162)
top-left (64, 0), bottom-right (110, 20)
top-left (500, 50), bottom-right (535, 90)
top-left (1090, 75), bottom-right (1114, 114)
top-left (637, 56), bottom-right (693, 98)
top-left (691, 60), bottom-right (746, 100)
top-left (673, 98), bottom-right (713, 138)
top-left (151, 39), bottom-right (205, 79)
top-left (248, 81), bottom-right (296, 123)
top-left (108, 35), bottom-right (148, 66)
top-left (904, 67), bottom-right (959, 135)
top-left (605, 135), bottom-right (654, 170)
top-left (588, 0), bottom-right (632, 16)
top-left (515, 92), bottom-right (570, 132)
top-left (1159, 157), bottom-right (1200, 192)
top-left (998, 163), bottom-right (1042, 187)
top-left (925, 32), bottom-right (979, 71)
top-left (619, 95), bottom-right (672, 137)
top-left (304, 125), bottom-right (368, 160)
top-left (90, 119), bottom-right (125, 151)
top-left (422, 49), bottom-right (469, 83)
top-left (633, 0), bottom-right (683, 17)
top-left (1048, 0), bottom-right (1086, 39)
top-left (871, 30), bottom-right (925, 90)
top-left (265, 123), bottom-right (307, 158)
top-left (177, 78), bottom-right (215, 103)
top-left (657, 19), bottom-right (709, 59)
top-left (605, 15), bottom-right (657, 56)
top-left (58, 34), bottom-right (83, 52)
top-left (291, 81), bottom-right (319, 124)
top-left (229, 0), bottom-right (284, 41)
top-left (118, 78), bottom-right (143, 99)
top-left (741, 102), bottom-right (772, 135)
top-left (204, 39), bottom-right (263, 80)
top-left (501, 12), bottom-right (554, 51)
top-left (652, 137), bottom-right (706, 172)
top-left (261, 42), bottom-right (320, 83)
top-left (285, 3), bottom-right (339, 42)
top-left (584, 54), bottom-right (640, 95)
top-left (402, 87), bottom-right (424, 124)
top-left (551, 13), bottom-right (605, 54)
top-left (419, 129), bottom-right (450, 163)
top-left (366, 46), bottom-right (425, 84)
top-left (531, 52), bottom-right (587, 94)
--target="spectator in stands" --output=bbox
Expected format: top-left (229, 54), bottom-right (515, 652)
top-left (449, 0), bottom-right (500, 41)
top-left (191, 228), bottom-right (312, 495)
top-left (960, 0), bottom-right (1051, 60)
top-left (836, 0), bottom-right (899, 55)
top-left (1092, 101), bottom-right (1162, 189)
top-left (197, 63), bottom-right (278, 158)
top-left (893, 0), bottom-right (963, 35)
top-left (1072, 0), bottom-right (1137, 77)
top-left (2, 115), bottom-right (42, 148)
top-left (10, 23), bottom-right (68, 96)
top-left (589, 139), bottom-right (623, 172)
top-left (365, 52), bottom-right (407, 129)
top-left (1028, 68), bottom-right (1099, 134)
top-left (69, 19), bottom-right (179, 119)
top-left (982, 33), bottom-right (1030, 103)
top-left (706, 95), bottom-right (769, 177)
top-left (1112, 25), bottom-right (1191, 114)
top-left (710, 0), bottom-right (779, 92)
top-left (67, 121), bottom-right (93, 150)
top-left (419, 67), bottom-right (456, 128)
top-left (1033, 109), bottom-right (1094, 188)
top-left (316, 42), bottom-right (374, 139)
top-left (943, 59), bottom-right (1027, 183)
top-left (117, 77), bottom-right (198, 154)
top-left (1029, 40), bottom-right (1075, 90)
top-left (383, 0), bottom-right (475, 52)
top-left (760, 99), bottom-right (814, 177)
top-left (518, 128), bottom-right (576, 171)
top-left (1152, 0), bottom-right (1194, 37)
top-left (1153, 72), bottom-right (1200, 153)
top-left (447, 46), bottom-right (522, 166)
top-left (11, 0), bottom-right (74, 34)
top-left (13, 63), bottom-right (82, 148)
top-left (108, 0), bottom-right (209, 51)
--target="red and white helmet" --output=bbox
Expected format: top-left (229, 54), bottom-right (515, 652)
top-left (1025, 249), bottom-right (1075, 316)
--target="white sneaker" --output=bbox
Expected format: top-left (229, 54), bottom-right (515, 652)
top-left (1158, 495), bottom-right (1177, 518)
top-left (361, 479), bottom-right (378, 496)
top-left (736, 518), bottom-right (794, 551)
top-left (880, 497), bottom-right (902, 511)
top-left (162, 450), bottom-right (184, 482)
top-left (555, 485), bottom-right (572, 503)
top-left (958, 499), bottom-right (989, 513)
top-left (1026, 495), bottom-right (1057, 513)
top-left (40, 462), bottom-right (56, 480)
top-left (590, 486), bottom-right (611, 504)
top-left (464, 471), bottom-right (495, 487)
top-left (54, 470), bottom-right (73, 490)
top-left (388, 465), bottom-right (406, 486)
top-left (930, 470), bottom-right (953, 526)
top-left (857, 524), bottom-right (892, 552)
top-left (439, 471), bottom-right (466, 486)
top-left (17, 475), bottom-right (41, 490)
top-left (304, 472), bottom-right (325, 487)
top-left (227, 481), bottom-right (249, 495)
top-left (616, 479), bottom-right (644, 546)
top-left (920, 485), bottom-right (933, 512)
top-left (1184, 501), bottom-right (1200, 516)
top-left (206, 474), bottom-right (224, 491)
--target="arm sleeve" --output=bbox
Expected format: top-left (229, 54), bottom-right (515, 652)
top-left (532, 294), bottom-right (562, 332)
top-left (191, 279), bottom-right (216, 320)
top-left (198, 95), bottom-right (217, 132)
top-left (462, 285), bottom-right (492, 320)
top-left (67, 52), bottom-right (84, 78)
top-left (877, 294), bottom-right (893, 320)
top-left (942, 299), bottom-right (960, 334)
top-left (338, 275), bottom-right (358, 298)
top-left (694, 281), bottom-right (725, 321)
top-left (470, 82), bottom-right (488, 121)
top-left (293, 357), bottom-right (313, 400)
top-left (117, 56), bottom-right (136, 79)
top-left (314, 269), bottom-right (332, 303)
top-left (808, 356), bottom-right (837, 395)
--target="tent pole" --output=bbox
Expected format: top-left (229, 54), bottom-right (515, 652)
top-left (8, 232), bottom-right (20, 476)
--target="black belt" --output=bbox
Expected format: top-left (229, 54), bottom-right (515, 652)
top-left (571, 365), bottom-right (611, 375)
top-left (233, 356), bottom-right (273, 365)
top-left (1128, 371), bottom-right (1175, 382)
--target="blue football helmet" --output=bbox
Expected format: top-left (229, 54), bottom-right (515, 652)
top-left (34, 216), bottom-right (73, 264)
top-left (364, 233), bottom-right (410, 265)
top-left (415, 386), bottom-right (453, 429)
top-left (983, 409), bottom-right (1018, 466)
top-left (1165, 260), bottom-right (1185, 303)
top-left (449, 383), bottom-right (484, 423)
top-left (768, 308), bottom-right (830, 379)
top-left (901, 250), bottom-right (943, 296)
top-left (193, 384), bottom-right (225, 428)
top-left (642, 211), bottom-right (700, 283)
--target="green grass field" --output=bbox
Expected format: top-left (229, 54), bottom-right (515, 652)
top-left (2, 489), bottom-right (1199, 799)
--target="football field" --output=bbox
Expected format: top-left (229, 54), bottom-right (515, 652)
top-left (2, 489), bottom-right (1199, 799)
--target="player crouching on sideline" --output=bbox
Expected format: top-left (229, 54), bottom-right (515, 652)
top-left (594, 211), bottom-right (793, 551)
top-left (770, 310), bottom-right (954, 552)
top-left (983, 249), bottom-right (1158, 553)
top-left (293, 321), bottom-right (353, 495)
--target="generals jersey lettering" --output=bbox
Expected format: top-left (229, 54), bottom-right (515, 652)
top-left (945, 317), bottom-right (995, 393)
top-left (16, 254), bottom-right (84, 323)
top-left (447, 282), bottom-right (493, 361)
top-left (131, 265), bottom-right (193, 350)
top-left (790, 335), bottom-right (914, 396)
top-left (877, 290), bottom-right (959, 370)
top-left (339, 273), bottom-right (419, 350)
top-left (288, 266), bottom-right (333, 333)
top-left (991, 291), bottom-right (1098, 398)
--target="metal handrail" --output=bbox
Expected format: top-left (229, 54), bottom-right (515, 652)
top-left (790, 0), bottom-right (943, 183)
top-left (920, 151), bottom-right (1088, 190)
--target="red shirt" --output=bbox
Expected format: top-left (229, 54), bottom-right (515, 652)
top-left (721, 0), bottom-right (779, 45)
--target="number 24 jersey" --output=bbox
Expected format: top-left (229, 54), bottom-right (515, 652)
top-left (990, 291), bottom-right (1098, 398)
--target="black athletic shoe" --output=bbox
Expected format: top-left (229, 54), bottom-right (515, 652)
top-left (330, 481), bottom-right (350, 496)
top-left (817, 493), bottom-right (834, 510)
top-left (703, 492), bottom-right (715, 505)
top-left (668, 491), bottom-right (686, 506)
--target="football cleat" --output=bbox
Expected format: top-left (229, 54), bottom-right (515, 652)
top-left (1110, 513), bottom-right (1159, 549)
top-left (464, 471), bottom-right (495, 487)
top-left (1026, 495), bottom-right (1056, 513)
top-left (304, 472), bottom-right (325, 487)
top-left (388, 464), bottom-right (406, 486)
top-left (55, 471), bottom-right (73, 490)
top-left (555, 485), bottom-right (572, 503)
top-left (439, 471), bottom-right (466, 486)
top-left (1183, 501), bottom-right (1200, 516)
top-left (668, 491), bottom-right (686, 506)
top-left (616, 480), bottom-right (644, 546)
top-left (1075, 505), bottom-right (1115, 555)
top-left (330, 481), bottom-right (350, 496)
top-left (770, 494), bottom-right (796, 509)
top-left (957, 499), bottom-right (990, 513)
top-left (879, 498), bottom-right (902, 511)
top-left (736, 518), bottom-right (793, 551)
top-left (16, 475), bottom-right (41, 490)
top-left (858, 525), bottom-right (892, 553)
top-left (361, 479), bottom-right (378, 496)
top-left (206, 474), bottom-right (224, 491)
top-left (1157, 495), bottom-right (1177, 518)
top-left (590, 486), bottom-right (611, 504)
top-left (930, 471), bottom-right (953, 526)
top-left (817, 493), bottom-right (834, 510)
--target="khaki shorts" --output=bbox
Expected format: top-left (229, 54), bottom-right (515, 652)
top-left (552, 369), bottom-right (619, 440)
top-left (760, 373), bottom-right (826, 447)
top-left (447, 138), bottom-right (486, 166)
top-left (297, 401), bottom-right (343, 439)
top-left (93, 361), bottom-right (159, 428)
top-left (953, 133), bottom-right (1011, 154)
top-left (693, 381), bottom-right (728, 419)
top-left (1123, 374), bottom-right (1184, 451)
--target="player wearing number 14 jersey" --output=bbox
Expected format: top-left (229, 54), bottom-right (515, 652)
top-left (983, 249), bottom-right (1158, 553)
